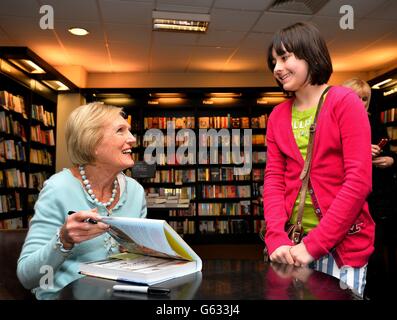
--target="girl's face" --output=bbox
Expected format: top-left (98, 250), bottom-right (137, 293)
top-left (94, 115), bottom-right (136, 172)
top-left (271, 46), bottom-right (310, 92)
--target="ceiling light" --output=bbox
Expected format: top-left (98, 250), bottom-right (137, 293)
top-left (152, 11), bottom-right (210, 33)
top-left (371, 78), bottom-right (393, 89)
top-left (68, 28), bottom-right (89, 36)
top-left (9, 59), bottom-right (46, 74)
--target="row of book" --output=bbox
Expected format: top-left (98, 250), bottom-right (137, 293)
top-left (143, 169), bottom-right (196, 184)
top-left (169, 207), bottom-right (196, 217)
top-left (199, 185), bottom-right (251, 198)
top-left (198, 219), bottom-right (250, 234)
top-left (380, 108), bottom-right (396, 123)
top-left (251, 115), bottom-right (268, 128)
top-left (198, 201), bottom-right (250, 216)
top-left (253, 220), bottom-right (266, 233)
top-left (30, 148), bottom-right (52, 165)
top-left (0, 91), bottom-right (27, 117)
top-left (31, 104), bottom-right (55, 127)
top-left (0, 139), bottom-right (26, 162)
top-left (386, 126), bottom-right (397, 140)
top-left (169, 220), bottom-right (195, 235)
top-left (30, 126), bottom-right (55, 146)
top-left (144, 117), bottom-right (195, 129)
top-left (198, 167), bottom-right (250, 181)
top-left (0, 217), bottom-right (23, 230)
top-left (0, 169), bottom-right (27, 188)
top-left (146, 194), bottom-right (191, 209)
top-left (146, 186), bottom-right (195, 200)
top-left (252, 168), bottom-right (265, 181)
top-left (0, 192), bottom-right (22, 213)
top-left (0, 111), bottom-right (27, 141)
top-left (29, 171), bottom-right (50, 190)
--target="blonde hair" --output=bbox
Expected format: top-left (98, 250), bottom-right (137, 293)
top-left (65, 102), bottom-right (123, 165)
top-left (342, 78), bottom-right (372, 109)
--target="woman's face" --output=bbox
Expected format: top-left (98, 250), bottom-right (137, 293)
top-left (272, 46), bottom-right (309, 92)
top-left (94, 114), bottom-right (136, 171)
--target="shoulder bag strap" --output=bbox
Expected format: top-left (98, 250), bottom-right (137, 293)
top-left (295, 86), bottom-right (332, 231)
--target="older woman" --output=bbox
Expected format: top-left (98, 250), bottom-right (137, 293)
top-left (17, 102), bottom-right (146, 299)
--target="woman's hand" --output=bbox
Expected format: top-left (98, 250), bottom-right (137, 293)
top-left (371, 144), bottom-right (381, 157)
top-left (372, 156), bottom-right (394, 168)
top-left (60, 208), bottom-right (109, 249)
top-left (289, 242), bottom-right (314, 267)
top-left (269, 245), bottom-right (295, 264)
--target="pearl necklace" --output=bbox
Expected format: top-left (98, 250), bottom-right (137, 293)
top-left (79, 165), bottom-right (118, 207)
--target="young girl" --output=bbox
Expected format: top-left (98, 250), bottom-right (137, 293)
top-left (263, 22), bottom-right (375, 297)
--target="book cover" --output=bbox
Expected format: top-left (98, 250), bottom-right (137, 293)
top-left (79, 217), bottom-right (202, 285)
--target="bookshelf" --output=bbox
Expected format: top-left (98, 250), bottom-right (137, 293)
top-left (83, 88), bottom-right (286, 244)
top-left (369, 69), bottom-right (397, 153)
top-left (0, 66), bottom-right (57, 229)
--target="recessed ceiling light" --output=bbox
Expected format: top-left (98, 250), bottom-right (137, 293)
top-left (68, 28), bottom-right (89, 36)
top-left (152, 11), bottom-right (209, 33)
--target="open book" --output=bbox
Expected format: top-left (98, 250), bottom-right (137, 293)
top-left (79, 217), bottom-right (202, 285)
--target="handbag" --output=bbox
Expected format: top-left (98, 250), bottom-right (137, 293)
top-left (261, 86), bottom-right (331, 261)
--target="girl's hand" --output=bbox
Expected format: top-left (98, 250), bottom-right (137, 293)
top-left (269, 245), bottom-right (295, 264)
top-left (289, 242), bottom-right (314, 267)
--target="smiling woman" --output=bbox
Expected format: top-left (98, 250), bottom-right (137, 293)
top-left (16, 102), bottom-right (147, 300)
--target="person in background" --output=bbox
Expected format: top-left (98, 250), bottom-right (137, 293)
top-left (263, 22), bottom-right (375, 297)
top-left (17, 102), bottom-right (146, 299)
top-left (343, 78), bottom-right (397, 299)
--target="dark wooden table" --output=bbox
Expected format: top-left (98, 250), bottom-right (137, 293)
top-left (56, 259), bottom-right (360, 300)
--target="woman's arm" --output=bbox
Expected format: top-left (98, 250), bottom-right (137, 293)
top-left (17, 180), bottom-right (71, 290)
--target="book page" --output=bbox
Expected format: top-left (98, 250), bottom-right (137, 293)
top-left (101, 217), bottom-right (185, 260)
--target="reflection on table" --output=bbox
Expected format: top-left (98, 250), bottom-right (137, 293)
top-left (57, 259), bottom-right (361, 300)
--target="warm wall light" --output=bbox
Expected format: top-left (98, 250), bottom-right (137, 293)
top-left (9, 59), bottom-right (46, 74)
top-left (372, 78), bottom-right (393, 89)
top-left (149, 93), bottom-right (185, 98)
top-left (208, 93), bottom-right (242, 98)
top-left (203, 97), bottom-right (235, 104)
top-left (257, 92), bottom-right (287, 105)
top-left (42, 80), bottom-right (69, 91)
top-left (152, 11), bottom-right (210, 33)
top-left (68, 27), bottom-right (89, 36)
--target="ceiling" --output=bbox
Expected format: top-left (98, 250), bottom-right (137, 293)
top-left (0, 0), bottom-right (396, 77)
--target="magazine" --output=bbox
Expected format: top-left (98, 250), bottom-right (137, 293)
top-left (79, 217), bottom-right (202, 285)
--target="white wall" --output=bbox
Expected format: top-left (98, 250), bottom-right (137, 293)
top-left (55, 93), bottom-right (85, 172)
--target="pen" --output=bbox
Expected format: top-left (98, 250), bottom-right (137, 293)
top-left (68, 210), bottom-right (98, 224)
top-left (112, 284), bottom-right (170, 295)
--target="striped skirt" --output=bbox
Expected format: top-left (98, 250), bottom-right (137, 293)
top-left (309, 253), bottom-right (367, 298)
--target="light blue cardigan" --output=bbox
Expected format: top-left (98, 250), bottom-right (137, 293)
top-left (17, 169), bottom-right (147, 299)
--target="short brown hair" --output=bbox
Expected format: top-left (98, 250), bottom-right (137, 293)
top-left (267, 22), bottom-right (333, 89)
top-left (65, 102), bottom-right (124, 165)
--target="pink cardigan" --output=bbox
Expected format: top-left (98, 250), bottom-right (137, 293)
top-left (263, 86), bottom-right (375, 268)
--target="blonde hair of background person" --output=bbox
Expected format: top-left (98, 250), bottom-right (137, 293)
top-left (342, 78), bottom-right (371, 111)
top-left (342, 78), bottom-right (394, 168)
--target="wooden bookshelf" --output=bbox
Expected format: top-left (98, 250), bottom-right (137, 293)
top-left (0, 70), bottom-right (57, 229)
